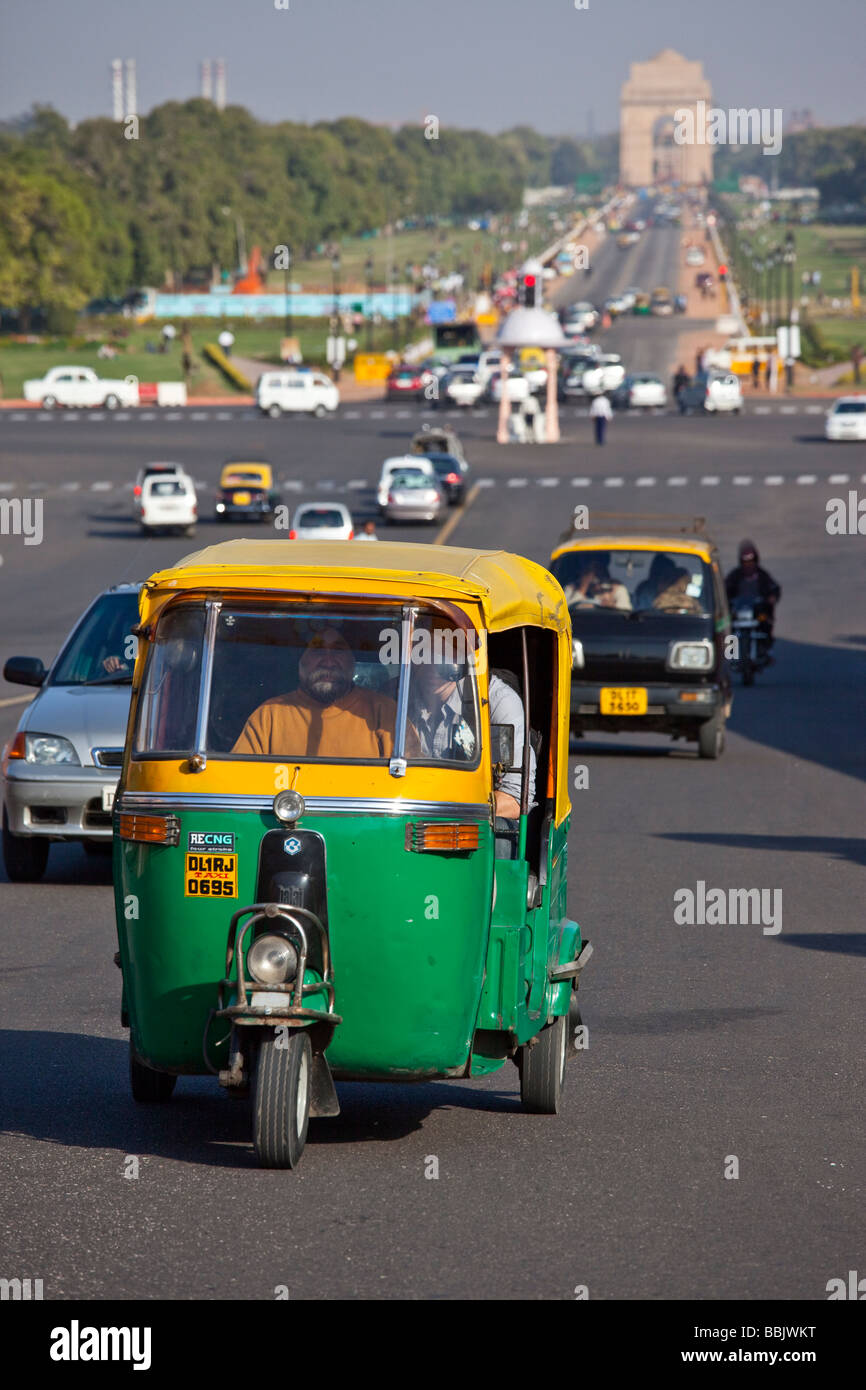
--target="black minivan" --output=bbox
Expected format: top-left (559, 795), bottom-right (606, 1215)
top-left (549, 516), bottom-right (733, 758)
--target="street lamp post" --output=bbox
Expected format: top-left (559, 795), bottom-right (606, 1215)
top-left (283, 246), bottom-right (293, 340)
top-left (391, 268), bottom-right (399, 352)
top-left (365, 257), bottom-right (374, 350)
top-left (331, 252), bottom-right (342, 383)
top-left (784, 232), bottom-right (796, 325)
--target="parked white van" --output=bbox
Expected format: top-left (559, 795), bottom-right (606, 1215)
top-left (256, 370), bottom-right (339, 418)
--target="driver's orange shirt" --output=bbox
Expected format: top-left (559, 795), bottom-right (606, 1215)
top-left (232, 687), bottom-right (422, 759)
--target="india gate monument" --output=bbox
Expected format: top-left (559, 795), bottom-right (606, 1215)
top-left (620, 49), bottom-right (713, 186)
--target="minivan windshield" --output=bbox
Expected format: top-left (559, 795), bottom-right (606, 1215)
top-left (552, 549), bottom-right (712, 617)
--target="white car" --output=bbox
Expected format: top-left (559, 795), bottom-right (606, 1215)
top-left (582, 355), bottom-right (626, 395)
top-left (704, 371), bottom-right (743, 414)
top-left (476, 349), bottom-right (503, 387)
top-left (23, 365), bottom-right (139, 410)
top-left (825, 396), bottom-right (866, 441)
top-left (133, 462), bottom-right (190, 501)
top-left (290, 502), bottom-right (354, 539)
top-left (623, 373), bottom-right (667, 409)
top-left (443, 368), bottom-right (485, 407)
top-left (489, 372), bottom-right (531, 404)
top-left (685, 247), bottom-right (706, 267)
top-left (257, 369), bottom-right (339, 418)
top-left (139, 473), bottom-right (197, 536)
top-left (377, 455), bottom-right (436, 509)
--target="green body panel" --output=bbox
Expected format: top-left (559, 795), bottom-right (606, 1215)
top-left (115, 811), bottom-right (495, 1078)
top-left (115, 808), bottom-right (580, 1079)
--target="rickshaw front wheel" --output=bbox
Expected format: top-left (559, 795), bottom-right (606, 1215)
top-left (252, 1029), bottom-right (311, 1169)
top-left (129, 1039), bottom-right (177, 1103)
top-left (519, 1013), bottom-right (567, 1115)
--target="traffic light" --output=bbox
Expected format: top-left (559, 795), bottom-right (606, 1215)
top-left (520, 272), bottom-right (538, 308)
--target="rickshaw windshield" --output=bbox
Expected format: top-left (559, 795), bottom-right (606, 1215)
top-left (133, 601), bottom-right (480, 766)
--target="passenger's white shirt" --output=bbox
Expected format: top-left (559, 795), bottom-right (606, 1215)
top-left (590, 395), bottom-right (612, 419)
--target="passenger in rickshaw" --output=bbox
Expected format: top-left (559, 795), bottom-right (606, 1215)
top-left (232, 625), bottom-right (421, 759)
top-left (407, 658), bottom-right (535, 855)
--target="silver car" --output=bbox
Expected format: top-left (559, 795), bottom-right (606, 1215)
top-left (2, 582), bottom-right (141, 881)
top-left (382, 468), bottom-right (446, 524)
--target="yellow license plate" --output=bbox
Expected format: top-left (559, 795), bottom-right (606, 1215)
top-left (600, 687), bottom-right (648, 716)
top-left (232, 491), bottom-right (251, 506)
top-left (185, 852), bottom-right (238, 898)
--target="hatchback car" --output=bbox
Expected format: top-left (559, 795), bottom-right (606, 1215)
top-left (215, 461), bottom-right (279, 523)
top-left (289, 503), bottom-right (354, 540)
top-left (385, 364), bottom-right (431, 401)
top-left (139, 473), bottom-right (197, 536)
top-left (550, 521), bottom-right (732, 759)
top-left (825, 396), bottom-right (866, 441)
top-left (377, 454), bottom-right (437, 510)
top-left (2, 583), bottom-right (142, 879)
top-left (414, 452), bottom-right (470, 504)
top-left (611, 373), bottom-right (668, 411)
top-left (382, 469), bottom-right (446, 525)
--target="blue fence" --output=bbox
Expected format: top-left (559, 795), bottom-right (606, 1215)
top-left (152, 291), bottom-right (419, 320)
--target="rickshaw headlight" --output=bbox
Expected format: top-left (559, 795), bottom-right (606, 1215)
top-left (273, 789), bottom-right (305, 823)
top-left (248, 933), bottom-right (298, 986)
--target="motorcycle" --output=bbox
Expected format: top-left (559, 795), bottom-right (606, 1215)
top-left (731, 602), bottom-right (773, 685)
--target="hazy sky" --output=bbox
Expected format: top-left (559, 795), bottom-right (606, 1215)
top-left (0, 0), bottom-right (862, 134)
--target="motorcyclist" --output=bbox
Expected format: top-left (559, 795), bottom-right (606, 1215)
top-left (725, 540), bottom-right (781, 651)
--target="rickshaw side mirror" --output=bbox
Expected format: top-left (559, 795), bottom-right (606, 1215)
top-left (490, 723), bottom-right (516, 770)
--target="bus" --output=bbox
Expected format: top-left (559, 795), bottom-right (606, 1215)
top-left (433, 321), bottom-right (481, 364)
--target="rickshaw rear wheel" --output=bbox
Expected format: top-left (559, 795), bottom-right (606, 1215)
top-left (129, 1039), bottom-right (177, 1103)
top-left (519, 1013), bottom-right (567, 1114)
top-left (253, 1029), bottom-right (311, 1169)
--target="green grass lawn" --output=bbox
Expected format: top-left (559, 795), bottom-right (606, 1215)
top-left (0, 319), bottom-right (418, 397)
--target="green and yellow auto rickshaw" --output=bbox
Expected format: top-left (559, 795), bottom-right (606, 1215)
top-left (113, 540), bottom-right (589, 1167)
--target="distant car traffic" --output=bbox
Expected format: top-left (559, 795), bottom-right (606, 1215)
top-left (256, 369), bottom-right (339, 418)
top-left (650, 287), bottom-right (674, 316)
top-left (377, 454), bottom-right (437, 510)
top-left (385, 364), bottom-right (432, 402)
top-left (216, 461), bottom-right (278, 522)
top-left (678, 371), bottom-right (743, 415)
top-left (289, 503), bottom-right (354, 539)
top-left (23, 366), bottom-right (139, 410)
top-left (611, 373), bottom-right (668, 410)
top-left (825, 396), bottom-right (866, 441)
top-left (441, 367), bottom-right (485, 408)
top-left (133, 462), bottom-right (190, 501)
top-left (382, 468), bottom-right (447, 525)
top-left (2, 583), bottom-right (142, 880)
top-left (414, 451), bottom-right (470, 504)
top-left (139, 473), bottom-right (197, 536)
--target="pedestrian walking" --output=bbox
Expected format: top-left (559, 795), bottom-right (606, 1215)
top-left (751, 357), bottom-right (760, 390)
top-left (161, 323), bottom-right (176, 353)
top-left (218, 327), bottom-right (235, 357)
top-left (764, 356), bottom-right (772, 390)
top-left (590, 392), bottom-right (612, 445)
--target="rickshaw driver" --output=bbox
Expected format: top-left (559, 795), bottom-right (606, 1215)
top-left (409, 661), bottom-right (534, 855)
top-left (232, 625), bottom-right (422, 759)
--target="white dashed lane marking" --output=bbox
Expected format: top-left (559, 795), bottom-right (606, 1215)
top-left (829, 474), bottom-right (849, 484)
top-left (635, 477), bottom-right (656, 486)
top-left (701, 476), bottom-right (720, 486)
top-left (796, 475), bottom-right (817, 484)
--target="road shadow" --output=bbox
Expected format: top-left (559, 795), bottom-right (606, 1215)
top-left (601, 1005), bottom-right (784, 1036)
top-left (658, 831), bottom-right (866, 870)
top-left (725, 634), bottom-right (866, 783)
top-left (0, 1030), bottom-right (520, 1168)
top-left (775, 933), bottom-right (866, 957)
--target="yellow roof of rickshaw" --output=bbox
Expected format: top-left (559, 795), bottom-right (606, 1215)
top-left (551, 534), bottom-right (715, 561)
top-left (143, 539), bottom-right (569, 633)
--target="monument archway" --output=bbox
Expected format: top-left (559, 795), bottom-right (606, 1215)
top-left (620, 49), bottom-right (712, 187)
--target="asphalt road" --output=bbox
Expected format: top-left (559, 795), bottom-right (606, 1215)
top-left (1, 235), bottom-right (864, 1300)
